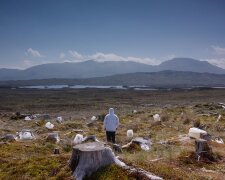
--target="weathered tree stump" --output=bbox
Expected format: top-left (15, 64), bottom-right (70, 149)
top-left (69, 142), bottom-right (116, 180)
top-left (195, 139), bottom-right (213, 161)
top-left (69, 141), bottom-right (163, 180)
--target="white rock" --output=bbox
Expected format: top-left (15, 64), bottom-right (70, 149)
top-left (45, 122), bottom-right (54, 129)
top-left (188, 127), bottom-right (207, 139)
top-left (215, 137), bottom-right (224, 144)
top-left (127, 129), bottom-right (134, 138)
top-left (56, 116), bottom-right (63, 123)
top-left (19, 131), bottom-right (33, 140)
top-left (140, 143), bottom-right (150, 151)
top-left (91, 116), bottom-right (97, 121)
top-left (153, 114), bottom-right (160, 121)
top-left (74, 134), bottom-right (83, 144)
top-left (24, 116), bottom-right (31, 121)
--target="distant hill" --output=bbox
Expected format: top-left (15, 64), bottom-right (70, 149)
top-left (1, 71), bottom-right (225, 88)
top-left (0, 58), bottom-right (225, 81)
top-left (156, 58), bottom-right (225, 74)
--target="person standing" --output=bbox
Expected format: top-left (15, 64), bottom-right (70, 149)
top-left (103, 108), bottom-right (119, 144)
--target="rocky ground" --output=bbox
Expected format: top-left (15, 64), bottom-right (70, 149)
top-left (0, 88), bottom-right (225, 180)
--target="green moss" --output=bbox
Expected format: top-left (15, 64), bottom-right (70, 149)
top-left (84, 164), bottom-right (132, 180)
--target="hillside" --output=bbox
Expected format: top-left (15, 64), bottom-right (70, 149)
top-left (1, 58), bottom-right (225, 81)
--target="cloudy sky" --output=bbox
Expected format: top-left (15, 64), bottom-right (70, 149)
top-left (0, 0), bottom-right (225, 69)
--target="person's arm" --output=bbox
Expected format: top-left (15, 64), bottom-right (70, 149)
top-left (115, 116), bottom-right (119, 129)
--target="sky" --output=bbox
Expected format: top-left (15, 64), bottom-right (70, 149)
top-left (0, 0), bottom-right (225, 69)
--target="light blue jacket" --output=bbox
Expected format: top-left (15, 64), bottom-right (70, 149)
top-left (104, 108), bottom-right (119, 132)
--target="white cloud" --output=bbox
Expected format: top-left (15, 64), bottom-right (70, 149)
top-left (60, 50), bottom-right (164, 65)
top-left (68, 50), bottom-right (85, 60)
top-left (211, 45), bottom-right (225, 56)
top-left (25, 48), bottom-right (43, 58)
top-left (59, 53), bottom-right (65, 59)
top-left (205, 45), bottom-right (225, 69)
top-left (204, 58), bottom-right (225, 69)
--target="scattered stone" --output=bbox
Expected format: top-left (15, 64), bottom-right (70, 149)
top-left (18, 129), bottom-right (34, 140)
top-left (133, 110), bottom-right (137, 114)
top-left (153, 114), bottom-right (160, 121)
top-left (46, 133), bottom-right (60, 143)
top-left (127, 129), bottom-right (134, 138)
top-left (215, 137), bottom-right (224, 144)
top-left (56, 116), bottom-right (63, 123)
top-left (91, 116), bottom-right (97, 121)
top-left (73, 134), bottom-right (83, 144)
top-left (24, 116), bottom-right (32, 121)
top-left (45, 122), bottom-right (54, 129)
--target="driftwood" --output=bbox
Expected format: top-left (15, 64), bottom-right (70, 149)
top-left (122, 137), bottom-right (151, 151)
top-left (69, 141), bottom-right (162, 180)
top-left (121, 165), bottom-right (163, 180)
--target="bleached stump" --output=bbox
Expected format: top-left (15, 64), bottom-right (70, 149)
top-left (69, 141), bottom-right (163, 180)
top-left (69, 142), bottom-right (116, 180)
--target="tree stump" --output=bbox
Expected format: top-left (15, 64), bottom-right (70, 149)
top-left (195, 139), bottom-right (213, 161)
top-left (69, 142), bottom-right (116, 180)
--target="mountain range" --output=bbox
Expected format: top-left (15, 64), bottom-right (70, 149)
top-left (1, 71), bottom-right (225, 88)
top-left (1, 58), bottom-right (225, 81)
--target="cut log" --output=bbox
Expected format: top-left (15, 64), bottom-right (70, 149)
top-left (69, 142), bottom-right (116, 180)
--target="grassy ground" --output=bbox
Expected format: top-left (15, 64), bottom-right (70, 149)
top-left (0, 88), bottom-right (225, 179)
